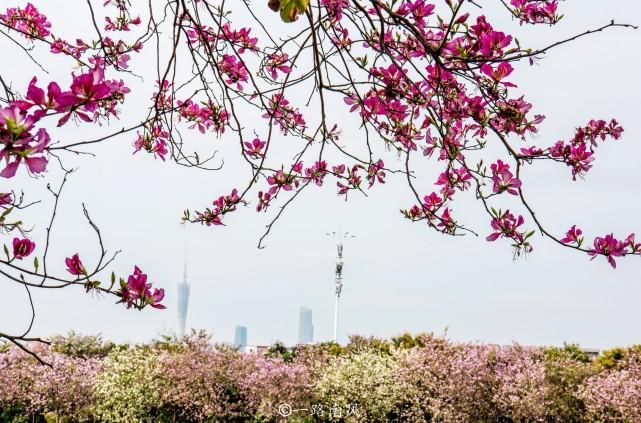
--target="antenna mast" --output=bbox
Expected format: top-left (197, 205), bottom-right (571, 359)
top-left (327, 230), bottom-right (354, 343)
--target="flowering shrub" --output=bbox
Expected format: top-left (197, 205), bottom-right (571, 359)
top-left (92, 347), bottom-right (163, 423)
top-left (242, 353), bottom-right (312, 419)
top-left (156, 339), bottom-right (254, 421)
top-left (541, 345), bottom-right (596, 422)
top-left (50, 331), bottom-right (114, 358)
top-left (0, 343), bottom-right (101, 421)
top-left (578, 346), bottom-right (641, 422)
top-left (0, 346), bottom-right (40, 417)
top-left (314, 350), bottom-right (404, 421)
top-left (147, 332), bottom-right (312, 422)
top-left (397, 336), bottom-right (498, 421)
top-left (0, 333), bottom-right (639, 421)
top-left (493, 346), bottom-right (550, 421)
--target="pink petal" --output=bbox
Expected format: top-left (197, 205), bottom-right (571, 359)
top-left (25, 156), bottom-right (48, 174)
top-left (0, 161), bottom-right (20, 178)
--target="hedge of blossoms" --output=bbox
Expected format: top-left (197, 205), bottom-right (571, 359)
top-left (0, 0), bottom-right (638, 356)
top-left (0, 332), bottom-right (640, 422)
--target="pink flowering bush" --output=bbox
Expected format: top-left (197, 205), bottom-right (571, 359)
top-left (493, 346), bottom-right (551, 421)
top-left (397, 336), bottom-right (499, 421)
top-left (397, 336), bottom-right (600, 422)
top-left (154, 333), bottom-right (312, 422)
top-left (156, 337), bottom-right (254, 421)
top-left (0, 342), bottom-right (101, 421)
top-left (241, 354), bottom-right (312, 419)
top-left (578, 346), bottom-right (641, 422)
top-left (0, 333), bottom-right (639, 421)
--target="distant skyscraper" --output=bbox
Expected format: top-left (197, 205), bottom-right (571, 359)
top-left (298, 306), bottom-right (314, 344)
top-left (177, 260), bottom-right (190, 338)
top-left (234, 326), bottom-right (247, 349)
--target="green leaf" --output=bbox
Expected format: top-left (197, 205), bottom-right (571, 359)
top-left (280, 0), bottom-right (310, 23)
top-left (1, 206), bottom-right (13, 218)
top-left (33, 256), bottom-right (39, 272)
top-left (3, 244), bottom-right (9, 260)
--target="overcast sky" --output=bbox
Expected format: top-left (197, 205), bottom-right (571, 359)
top-left (2, 0), bottom-right (640, 349)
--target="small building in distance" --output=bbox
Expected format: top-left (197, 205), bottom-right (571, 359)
top-left (241, 344), bottom-right (271, 354)
top-left (298, 306), bottom-right (314, 344)
top-left (234, 325), bottom-right (248, 350)
top-left (582, 348), bottom-right (600, 361)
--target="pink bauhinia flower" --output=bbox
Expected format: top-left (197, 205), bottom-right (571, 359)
top-left (256, 190), bottom-right (272, 212)
top-left (588, 234), bottom-right (626, 269)
top-left (268, 170), bottom-right (297, 192)
top-left (118, 266), bottom-right (165, 309)
top-left (436, 167), bottom-right (472, 198)
top-left (560, 225), bottom-right (583, 245)
top-left (490, 160), bottom-right (521, 195)
top-left (65, 253), bottom-right (87, 276)
top-left (12, 78), bottom-right (63, 116)
top-left (625, 233), bottom-right (641, 254)
top-left (67, 66), bottom-right (111, 115)
top-left (50, 37), bottom-right (88, 58)
top-left (480, 62), bottom-right (516, 87)
top-left (126, 266), bottom-right (147, 298)
top-left (220, 23), bottom-right (258, 53)
top-left (0, 3), bottom-right (51, 39)
top-left (520, 146), bottom-right (543, 156)
top-left (0, 108), bottom-right (51, 178)
top-left (12, 237), bottom-right (35, 260)
top-left (265, 53), bottom-right (291, 80)
top-left (437, 208), bottom-right (456, 233)
top-left (219, 54), bottom-right (249, 90)
top-left (0, 192), bottom-right (12, 207)
top-left (486, 210), bottom-right (533, 257)
top-left (150, 288), bottom-right (166, 309)
top-left (321, 0), bottom-right (350, 22)
top-left (262, 94), bottom-right (306, 133)
top-left (305, 160), bottom-right (328, 186)
top-left (479, 30), bottom-right (513, 57)
top-left (510, 0), bottom-right (559, 25)
top-left (244, 138), bottom-right (266, 158)
top-left (397, 0), bottom-right (435, 25)
top-left (367, 159), bottom-right (385, 187)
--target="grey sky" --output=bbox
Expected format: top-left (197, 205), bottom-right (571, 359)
top-left (1, 1), bottom-right (640, 349)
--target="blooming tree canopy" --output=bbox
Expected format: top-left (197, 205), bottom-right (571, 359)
top-left (0, 0), bottom-right (638, 357)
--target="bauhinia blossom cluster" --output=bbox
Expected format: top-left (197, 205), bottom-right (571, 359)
top-left (0, 0), bottom-right (637, 354)
top-left (0, 0), bottom-right (164, 345)
top-left (132, 0), bottom-right (637, 270)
